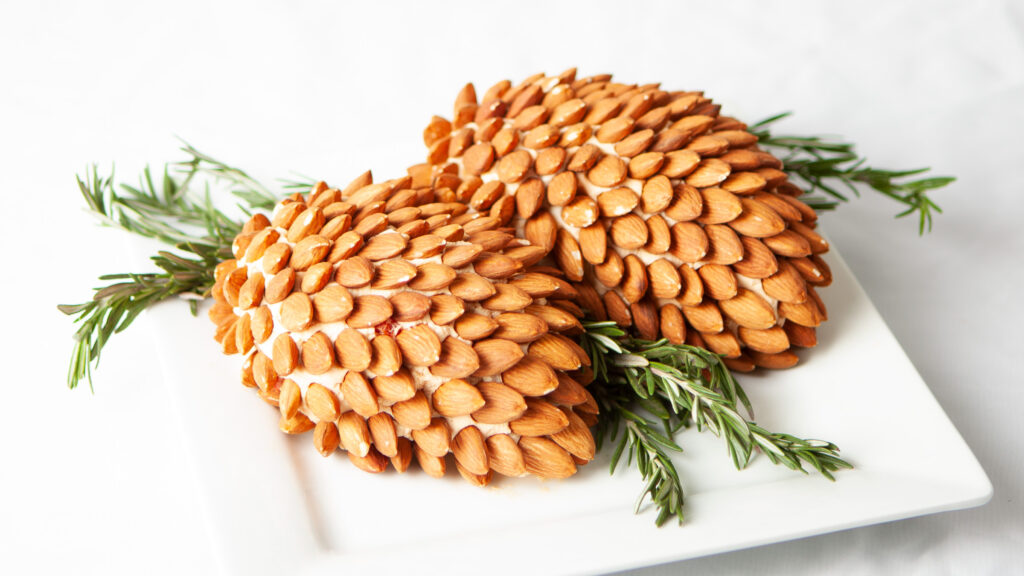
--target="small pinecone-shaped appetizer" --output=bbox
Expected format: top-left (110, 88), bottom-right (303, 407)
top-left (412, 69), bottom-right (832, 372)
top-left (208, 175), bottom-right (598, 484)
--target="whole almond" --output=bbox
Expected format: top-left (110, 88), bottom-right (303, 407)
top-left (396, 324), bottom-right (441, 366)
top-left (660, 149), bottom-right (701, 178)
top-left (732, 237), bottom-right (779, 279)
top-left (337, 411), bottom-right (372, 457)
top-left (481, 284), bottom-right (532, 312)
top-left (279, 412), bottom-right (315, 435)
top-left (441, 243), bottom-right (484, 269)
top-left (453, 313), bottom-right (499, 341)
top-left (648, 259), bottom-right (682, 299)
top-left (272, 202), bottom-right (306, 229)
top-left (659, 304), bottom-right (687, 345)
top-left (595, 250), bottom-right (625, 288)
top-left (451, 426), bottom-right (490, 476)
top-left (222, 266), bottom-right (247, 307)
top-left (697, 187), bottom-right (743, 225)
top-left (546, 372), bottom-right (588, 406)
top-left (286, 207), bottom-right (326, 243)
top-left (313, 421), bottom-right (340, 457)
top-left (550, 408), bottom-right (596, 461)
top-left (701, 331), bottom-right (742, 358)
top-left (524, 211), bottom-right (558, 252)
top-left (519, 436), bottom-right (576, 479)
top-left (524, 304), bottom-right (581, 333)
top-left (468, 230), bottom-right (513, 252)
top-left (391, 390), bottom-right (432, 430)
top-left (391, 438), bottom-right (413, 473)
top-left (704, 224), bottom-right (744, 265)
top-left (300, 262), bottom-right (332, 294)
top-left (447, 273), bottom-right (496, 302)
top-left (699, 263), bottom-right (739, 301)
top-left (722, 171), bottom-right (768, 195)
top-left (597, 187), bottom-right (639, 218)
top-left (371, 369), bottom-right (416, 403)
top-left (262, 243), bottom-right (292, 275)
top-left (300, 331), bottom-right (335, 374)
top-left (264, 268), bottom-right (295, 305)
top-left (471, 253), bottom-right (521, 280)
top-left (552, 230), bottom-right (583, 282)
top-left (643, 214), bottom-right (671, 254)
top-left (472, 381), bottom-right (528, 424)
top-left (779, 299), bottom-right (824, 328)
top-left (610, 214), bottom-right (649, 250)
top-left (335, 256), bottom-right (374, 288)
top-left (535, 147), bottom-right (567, 175)
top-left (341, 371), bottom-right (380, 418)
top-left (290, 235), bottom-right (331, 271)
top-left (728, 198), bottom-right (786, 238)
top-left (367, 413), bottom-right (398, 458)
top-left (678, 264), bottom-right (704, 306)
top-left (244, 228), bottom-right (280, 263)
top-left (353, 212), bottom-right (388, 238)
top-left (368, 335), bottom-right (403, 377)
top-left (561, 196), bottom-right (600, 229)
top-left (359, 232), bottom-right (408, 261)
top-left (514, 178), bottom-right (544, 219)
top-left (587, 155), bottom-right (628, 188)
top-left (463, 142), bottom-right (495, 175)
top-left (621, 254), bottom-right (649, 303)
top-left (237, 272), bottom-right (265, 310)
top-left (738, 326), bottom-right (790, 354)
top-left (390, 291), bottom-right (431, 322)
top-left (665, 183), bottom-right (703, 222)
top-left (685, 158), bottom-right (732, 188)
top-left (749, 350), bottom-right (800, 370)
top-left (784, 322), bottom-right (818, 348)
top-left (501, 355), bottom-right (558, 396)
top-left (312, 285), bottom-right (354, 322)
top-left (306, 383), bottom-right (340, 422)
top-left (549, 98), bottom-right (587, 127)
top-left (414, 444), bottom-right (446, 478)
top-left (429, 337), bottom-right (480, 378)
top-left (486, 434), bottom-right (526, 477)
top-left (372, 259), bottom-right (418, 290)
top-left (528, 334), bottom-right (583, 371)
top-left (596, 117), bottom-right (635, 143)
top-left (491, 313), bottom-right (549, 343)
top-left (328, 231), bottom-right (364, 263)
top-left (411, 417), bottom-right (451, 458)
top-left (334, 327), bottom-right (372, 371)
top-left (280, 292), bottom-right (313, 332)
top-left (613, 129), bottom-right (654, 157)
top-left (346, 295), bottom-right (394, 329)
top-left (763, 230), bottom-right (812, 258)
top-left (433, 379), bottom-right (486, 417)
top-left (496, 150), bottom-right (532, 183)
top-left (348, 447), bottom-right (389, 474)
top-left (408, 262), bottom-right (457, 291)
top-left (762, 261), bottom-right (809, 304)
top-left (682, 300), bottom-right (725, 334)
top-left (473, 338), bottom-right (525, 377)
top-left (278, 378), bottom-right (302, 420)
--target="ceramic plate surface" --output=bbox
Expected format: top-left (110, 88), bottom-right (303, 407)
top-left (147, 247), bottom-right (991, 575)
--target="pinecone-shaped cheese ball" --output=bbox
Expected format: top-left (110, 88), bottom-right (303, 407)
top-left (208, 174), bottom-right (598, 484)
top-left (412, 69), bottom-right (832, 372)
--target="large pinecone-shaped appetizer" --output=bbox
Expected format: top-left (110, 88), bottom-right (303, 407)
top-left (412, 70), bottom-right (832, 372)
top-left (208, 176), bottom-right (598, 484)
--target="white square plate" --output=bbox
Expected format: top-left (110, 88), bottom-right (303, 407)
top-left (148, 247), bottom-right (990, 575)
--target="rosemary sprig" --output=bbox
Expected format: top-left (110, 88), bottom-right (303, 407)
top-left (59, 147), bottom-right (287, 390)
top-left (751, 112), bottom-right (953, 234)
top-left (581, 321), bottom-right (851, 526)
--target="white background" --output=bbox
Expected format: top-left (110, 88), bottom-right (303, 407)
top-left (1, 0), bottom-right (1021, 574)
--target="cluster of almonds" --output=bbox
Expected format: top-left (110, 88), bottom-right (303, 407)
top-left (209, 176), bottom-right (598, 484)
top-left (411, 69), bottom-right (832, 372)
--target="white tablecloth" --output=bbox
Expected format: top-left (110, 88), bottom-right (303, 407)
top-left (2, 0), bottom-right (1021, 573)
